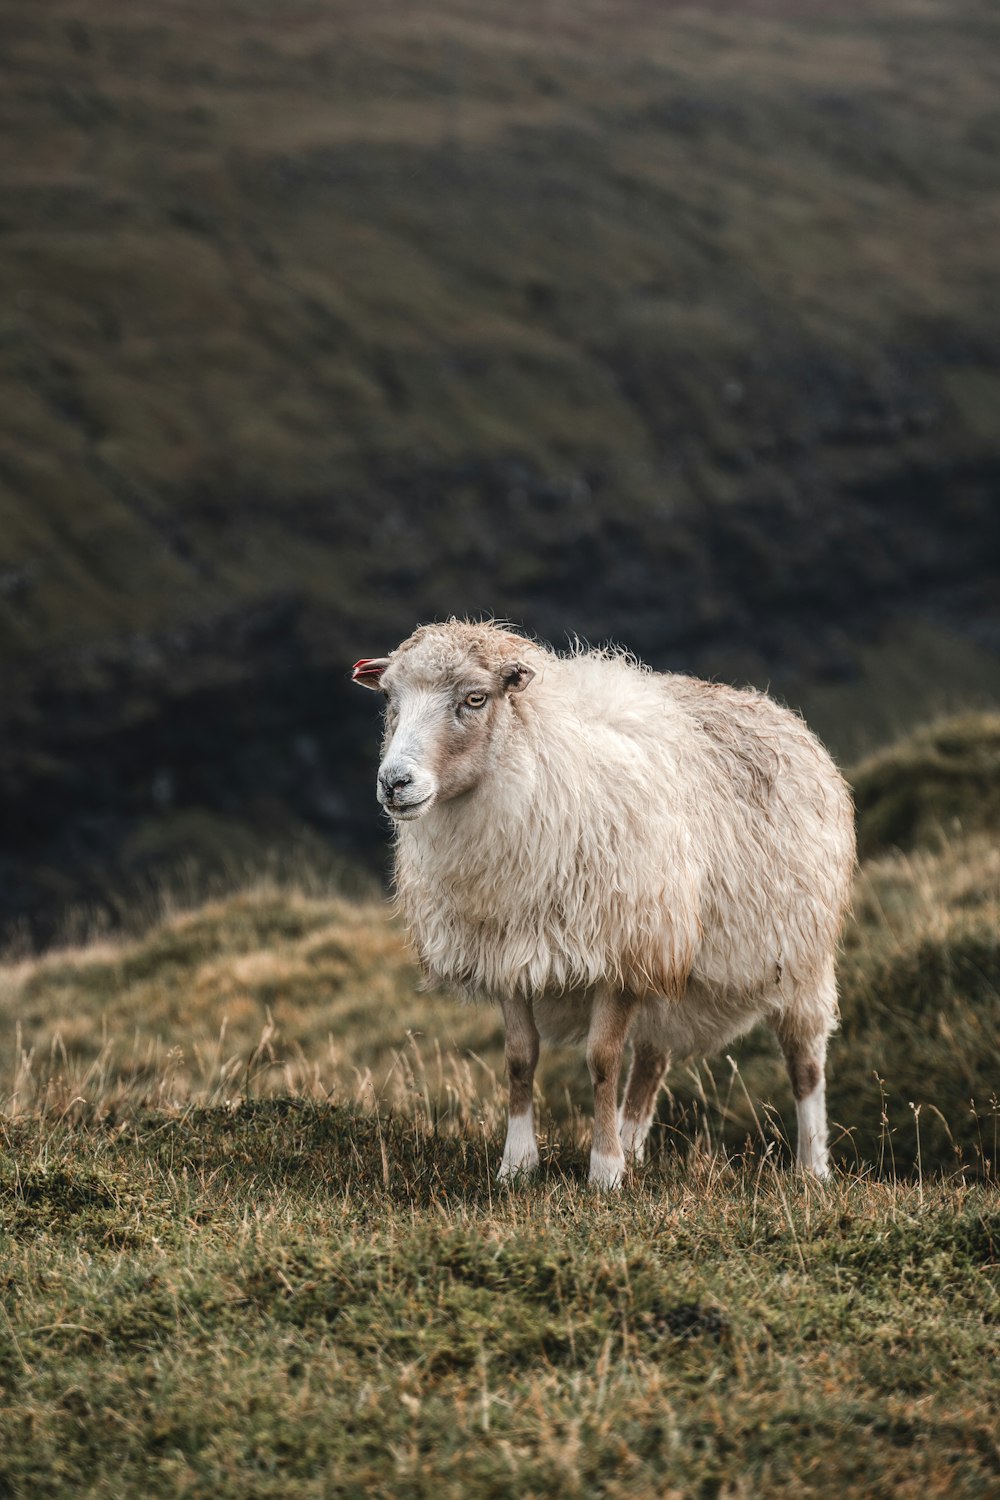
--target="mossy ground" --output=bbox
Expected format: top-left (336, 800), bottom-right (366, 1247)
top-left (1, 716), bottom-right (998, 1494)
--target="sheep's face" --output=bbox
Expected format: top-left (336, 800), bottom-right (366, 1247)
top-left (353, 627), bottom-right (535, 822)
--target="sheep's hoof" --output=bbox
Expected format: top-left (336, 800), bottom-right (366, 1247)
top-left (617, 1114), bottom-right (646, 1164)
top-left (497, 1152), bottom-right (539, 1182)
top-left (588, 1151), bottom-right (626, 1190)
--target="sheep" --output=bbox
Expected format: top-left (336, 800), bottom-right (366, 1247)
top-left (352, 620), bottom-right (855, 1188)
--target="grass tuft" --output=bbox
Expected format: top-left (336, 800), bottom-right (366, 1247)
top-left (852, 712), bottom-right (1000, 859)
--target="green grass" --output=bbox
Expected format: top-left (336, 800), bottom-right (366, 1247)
top-left (0, 1112), bottom-right (997, 1497)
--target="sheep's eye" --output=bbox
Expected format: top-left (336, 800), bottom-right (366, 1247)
top-left (463, 691), bottom-right (488, 710)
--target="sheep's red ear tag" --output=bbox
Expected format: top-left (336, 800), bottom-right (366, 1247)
top-left (351, 657), bottom-right (390, 690)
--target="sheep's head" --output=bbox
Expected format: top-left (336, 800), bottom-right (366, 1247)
top-left (352, 622), bottom-right (537, 821)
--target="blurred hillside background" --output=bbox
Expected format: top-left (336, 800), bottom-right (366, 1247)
top-left (2, 0), bottom-right (999, 944)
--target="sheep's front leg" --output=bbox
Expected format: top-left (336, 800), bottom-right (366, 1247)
top-left (497, 994), bottom-right (540, 1180)
top-left (587, 988), bottom-right (637, 1189)
top-left (618, 1038), bottom-right (670, 1164)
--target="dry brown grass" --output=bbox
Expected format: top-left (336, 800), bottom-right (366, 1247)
top-left (2, 816), bottom-right (997, 1176)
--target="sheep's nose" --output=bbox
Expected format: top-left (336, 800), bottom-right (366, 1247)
top-left (379, 769), bottom-right (412, 799)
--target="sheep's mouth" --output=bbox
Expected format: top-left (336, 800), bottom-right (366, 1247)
top-left (387, 795), bottom-right (434, 821)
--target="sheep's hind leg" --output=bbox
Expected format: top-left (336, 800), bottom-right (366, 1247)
top-left (587, 987), bottom-right (637, 1189)
top-left (618, 1036), bottom-right (670, 1165)
top-left (773, 969), bottom-right (836, 1180)
top-left (497, 994), bottom-right (541, 1180)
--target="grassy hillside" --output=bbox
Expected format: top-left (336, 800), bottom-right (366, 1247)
top-left (3, 828), bottom-right (997, 1177)
top-left (4, 715), bottom-right (998, 1171)
top-left (2, 0), bottom-right (999, 663)
top-left (1, 720), bottom-right (1000, 1494)
top-left (1, 714), bottom-right (999, 1493)
top-left (2, 0), bottom-right (1000, 940)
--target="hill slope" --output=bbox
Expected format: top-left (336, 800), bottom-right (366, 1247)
top-left (1, 712), bottom-right (998, 1495)
top-left (3, 711), bottom-right (995, 1488)
top-left (4, 0), bottom-right (999, 656)
top-left (4, 714), bottom-right (998, 1175)
top-left (2, 0), bottom-right (999, 937)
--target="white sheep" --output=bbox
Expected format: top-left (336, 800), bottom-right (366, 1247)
top-left (353, 620), bottom-right (855, 1188)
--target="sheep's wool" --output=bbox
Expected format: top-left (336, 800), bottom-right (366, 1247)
top-left (387, 622), bottom-right (855, 1054)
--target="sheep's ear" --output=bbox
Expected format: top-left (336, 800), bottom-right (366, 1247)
top-left (501, 660), bottom-right (535, 694)
top-left (351, 657), bottom-right (390, 690)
